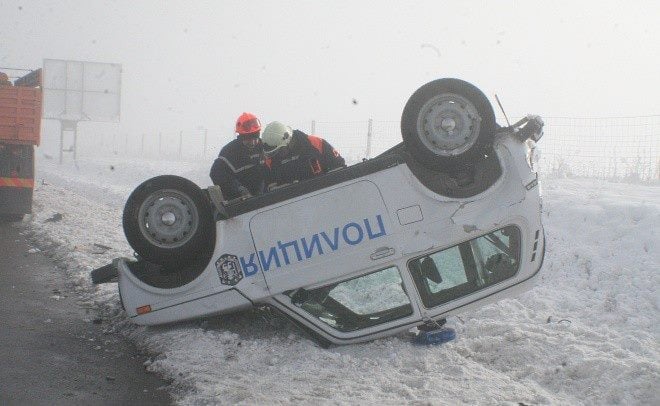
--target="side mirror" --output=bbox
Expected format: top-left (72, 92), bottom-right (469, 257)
top-left (516, 115), bottom-right (544, 142)
top-left (485, 253), bottom-right (515, 275)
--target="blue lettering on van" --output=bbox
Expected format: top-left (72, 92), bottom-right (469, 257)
top-left (238, 214), bottom-right (387, 277)
top-left (320, 228), bottom-right (340, 251)
top-left (301, 234), bottom-right (323, 259)
top-left (342, 222), bottom-right (364, 245)
top-left (239, 253), bottom-right (259, 277)
top-left (258, 247), bottom-right (281, 272)
top-left (278, 240), bottom-right (303, 265)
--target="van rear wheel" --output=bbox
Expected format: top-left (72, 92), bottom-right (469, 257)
top-left (122, 175), bottom-right (215, 270)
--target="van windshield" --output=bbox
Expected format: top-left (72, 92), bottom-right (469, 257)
top-left (409, 226), bottom-right (521, 308)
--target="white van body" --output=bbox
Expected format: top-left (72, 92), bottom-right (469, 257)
top-left (114, 132), bottom-right (544, 345)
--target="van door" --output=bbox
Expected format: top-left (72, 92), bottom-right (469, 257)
top-left (249, 180), bottom-right (394, 294)
top-left (269, 264), bottom-right (422, 345)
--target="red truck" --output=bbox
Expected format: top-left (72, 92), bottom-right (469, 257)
top-left (0, 69), bottom-right (42, 222)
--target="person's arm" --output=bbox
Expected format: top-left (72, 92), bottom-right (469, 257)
top-left (319, 138), bottom-right (345, 171)
top-left (263, 156), bottom-right (277, 189)
top-left (210, 156), bottom-right (246, 199)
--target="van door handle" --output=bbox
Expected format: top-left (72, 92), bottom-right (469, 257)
top-left (370, 247), bottom-right (395, 260)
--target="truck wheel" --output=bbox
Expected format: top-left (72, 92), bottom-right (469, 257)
top-left (123, 175), bottom-right (215, 270)
top-left (401, 78), bottom-right (497, 170)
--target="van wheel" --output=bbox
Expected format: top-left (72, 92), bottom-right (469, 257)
top-left (401, 78), bottom-right (497, 170)
top-left (123, 175), bottom-right (215, 269)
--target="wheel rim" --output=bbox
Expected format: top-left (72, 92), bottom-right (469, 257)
top-left (137, 189), bottom-right (199, 249)
top-left (416, 93), bottom-right (482, 157)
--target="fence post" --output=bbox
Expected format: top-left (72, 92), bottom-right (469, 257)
top-left (178, 130), bottom-right (183, 159)
top-left (73, 124), bottom-right (78, 161)
top-left (203, 128), bottom-right (208, 157)
top-left (366, 118), bottom-right (373, 159)
top-left (58, 125), bottom-right (64, 164)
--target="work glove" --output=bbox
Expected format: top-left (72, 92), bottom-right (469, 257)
top-left (238, 185), bottom-right (251, 198)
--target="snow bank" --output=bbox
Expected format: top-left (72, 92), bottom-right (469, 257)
top-left (25, 156), bottom-right (659, 405)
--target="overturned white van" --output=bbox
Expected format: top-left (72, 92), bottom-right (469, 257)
top-left (92, 78), bottom-right (545, 346)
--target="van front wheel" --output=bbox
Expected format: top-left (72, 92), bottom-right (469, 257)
top-left (401, 78), bottom-right (497, 170)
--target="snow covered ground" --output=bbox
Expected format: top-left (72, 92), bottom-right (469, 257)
top-left (22, 154), bottom-right (659, 405)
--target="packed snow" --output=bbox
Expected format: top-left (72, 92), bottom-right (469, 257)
top-left (21, 153), bottom-right (659, 405)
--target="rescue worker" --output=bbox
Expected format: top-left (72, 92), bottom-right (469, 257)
top-left (261, 121), bottom-right (345, 187)
top-left (0, 72), bottom-right (12, 86)
top-left (209, 112), bottom-right (268, 200)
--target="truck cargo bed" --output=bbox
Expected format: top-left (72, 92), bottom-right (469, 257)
top-left (0, 86), bottom-right (42, 145)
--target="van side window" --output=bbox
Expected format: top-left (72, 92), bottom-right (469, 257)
top-left (287, 266), bottom-right (413, 332)
top-left (410, 226), bottom-right (521, 308)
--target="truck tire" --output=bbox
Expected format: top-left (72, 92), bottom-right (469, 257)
top-left (122, 175), bottom-right (215, 270)
top-left (401, 78), bottom-right (497, 170)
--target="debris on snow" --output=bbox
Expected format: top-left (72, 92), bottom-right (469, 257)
top-left (44, 213), bottom-right (63, 223)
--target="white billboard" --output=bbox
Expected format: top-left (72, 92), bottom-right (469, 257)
top-left (42, 59), bottom-right (121, 122)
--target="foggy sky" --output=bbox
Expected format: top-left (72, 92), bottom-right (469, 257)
top-left (1, 0), bottom-right (659, 141)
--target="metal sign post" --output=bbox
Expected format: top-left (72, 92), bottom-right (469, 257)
top-left (59, 120), bottom-right (79, 164)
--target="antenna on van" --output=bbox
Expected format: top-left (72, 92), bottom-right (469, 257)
top-left (494, 94), bottom-right (511, 127)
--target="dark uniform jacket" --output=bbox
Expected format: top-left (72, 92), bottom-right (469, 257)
top-left (210, 138), bottom-right (268, 200)
top-left (266, 130), bottom-right (345, 187)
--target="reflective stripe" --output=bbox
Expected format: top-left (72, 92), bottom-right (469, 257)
top-left (281, 155), bottom-right (300, 164)
top-left (0, 177), bottom-right (34, 188)
top-left (218, 156), bottom-right (255, 173)
top-left (308, 135), bottom-right (324, 154)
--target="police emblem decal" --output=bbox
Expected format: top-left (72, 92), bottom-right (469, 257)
top-left (215, 254), bottom-right (243, 286)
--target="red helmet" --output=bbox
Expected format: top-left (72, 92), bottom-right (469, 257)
top-left (235, 112), bottom-right (261, 136)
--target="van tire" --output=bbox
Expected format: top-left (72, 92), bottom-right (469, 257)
top-left (401, 78), bottom-right (497, 170)
top-left (123, 175), bottom-right (215, 270)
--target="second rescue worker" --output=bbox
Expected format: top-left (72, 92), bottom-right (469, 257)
top-left (210, 112), bottom-right (268, 200)
top-left (0, 72), bottom-right (12, 87)
top-left (261, 121), bottom-right (345, 187)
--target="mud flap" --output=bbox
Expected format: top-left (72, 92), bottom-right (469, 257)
top-left (91, 259), bottom-right (122, 284)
